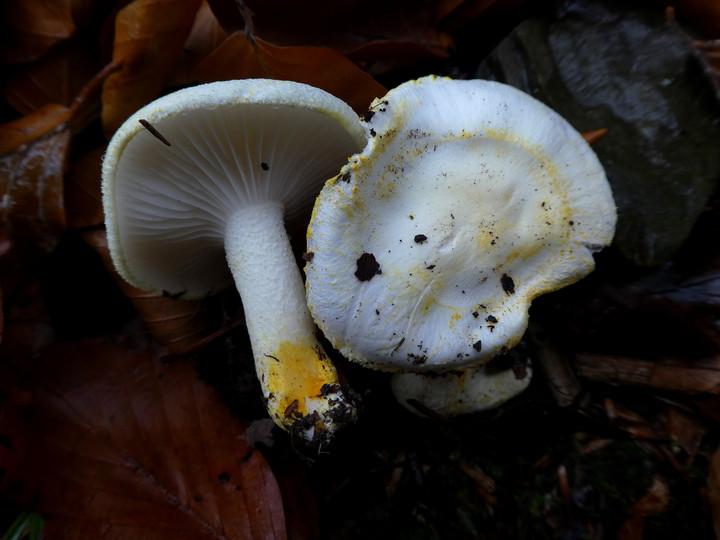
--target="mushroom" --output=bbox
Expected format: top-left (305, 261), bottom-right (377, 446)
top-left (305, 76), bottom-right (616, 414)
top-left (391, 362), bottom-right (532, 417)
top-left (102, 79), bottom-right (365, 440)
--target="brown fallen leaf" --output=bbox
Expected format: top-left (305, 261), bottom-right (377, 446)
top-left (581, 128), bottom-right (608, 144)
top-left (195, 33), bottom-right (386, 114)
top-left (0, 0), bottom-right (75, 65)
top-left (168, 1), bottom-right (229, 88)
top-left (102, 0), bottom-right (203, 136)
top-left (0, 337), bottom-right (287, 538)
top-left (0, 104), bottom-right (70, 259)
top-left (618, 475), bottom-right (670, 540)
top-left (0, 60), bottom-right (121, 261)
top-left (83, 227), bottom-right (213, 355)
top-left (209, 0), bottom-right (454, 76)
top-left (2, 38), bottom-right (100, 117)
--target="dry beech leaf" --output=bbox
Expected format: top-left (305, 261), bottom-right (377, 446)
top-left (0, 0), bottom-right (75, 65)
top-left (102, 0), bottom-right (203, 136)
top-left (0, 337), bottom-right (287, 539)
top-left (82, 228), bottom-right (213, 354)
top-left (196, 33), bottom-right (386, 113)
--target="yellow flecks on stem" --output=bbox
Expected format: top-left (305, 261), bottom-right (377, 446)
top-left (265, 340), bottom-right (338, 422)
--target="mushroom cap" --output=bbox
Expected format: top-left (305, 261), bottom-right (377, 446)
top-left (102, 79), bottom-right (366, 299)
top-left (391, 363), bottom-right (532, 417)
top-left (306, 76), bottom-right (616, 372)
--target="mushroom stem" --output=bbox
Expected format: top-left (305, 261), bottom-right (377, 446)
top-left (225, 203), bottom-right (355, 440)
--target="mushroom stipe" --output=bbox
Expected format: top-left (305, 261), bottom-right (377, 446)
top-left (103, 79), bottom-right (366, 442)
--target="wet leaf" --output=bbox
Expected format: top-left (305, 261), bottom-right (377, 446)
top-left (102, 0), bottom-right (203, 136)
top-left (477, 0), bottom-right (720, 266)
top-left (0, 337), bottom-right (287, 538)
top-left (196, 33), bottom-right (386, 113)
top-left (0, 105), bottom-right (70, 259)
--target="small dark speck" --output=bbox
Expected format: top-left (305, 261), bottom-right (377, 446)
top-left (302, 252), bottom-right (314, 262)
top-left (261, 162), bottom-right (269, 171)
top-left (472, 311), bottom-right (479, 318)
top-left (369, 128), bottom-right (377, 137)
top-left (472, 340), bottom-right (482, 352)
top-left (409, 215), bottom-right (415, 220)
top-left (414, 234), bottom-right (428, 244)
top-left (218, 472), bottom-right (231, 483)
top-left (194, 495), bottom-right (203, 502)
top-left (355, 252), bottom-right (382, 281)
top-left (501, 274), bottom-right (515, 294)
top-left (340, 172), bottom-right (351, 183)
top-left (568, 220), bottom-right (575, 226)
top-left (486, 315), bottom-right (498, 323)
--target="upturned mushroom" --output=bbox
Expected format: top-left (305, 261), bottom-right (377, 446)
top-left (102, 79), bottom-right (365, 440)
top-left (305, 76), bottom-right (616, 415)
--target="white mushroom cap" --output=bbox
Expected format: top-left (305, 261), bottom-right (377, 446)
top-left (103, 79), bottom-right (364, 298)
top-left (306, 76), bottom-right (616, 373)
top-left (102, 79), bottom-right (366, 441)
top-left (391, 363), bottom-right (532, 417)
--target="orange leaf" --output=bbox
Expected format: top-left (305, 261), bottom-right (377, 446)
top-left (0, 337), bottom-right (287, 538)
top-left (0, 0), bottom-right (75, 65)
top-left (102, 0), bottom-right (204, 136)
top-left (196, 34), bottom-right (386, 113)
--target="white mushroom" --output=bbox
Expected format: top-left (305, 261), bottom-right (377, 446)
top-left (102, 79), bottom-right (365, 440)
top-left (305, 76), bottom-right (616, 414)
top-left (391, 362), bottom-right (532, 417)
